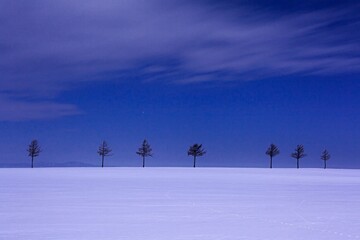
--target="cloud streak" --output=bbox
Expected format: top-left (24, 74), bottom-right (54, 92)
top-left (0, 0), bottom-right (359, 119)
top-left (0, 96), bottom-right (80, 121)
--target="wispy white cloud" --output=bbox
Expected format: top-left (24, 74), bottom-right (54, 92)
top-left (0, 96), bottom-right (80, 121)
top-left (0, 0), bottom-right (359, 120)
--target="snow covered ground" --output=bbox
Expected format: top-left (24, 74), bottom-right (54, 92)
top-left (0, 167), bottom-right (359, 240)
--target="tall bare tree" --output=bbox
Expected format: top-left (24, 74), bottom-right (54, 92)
top-left (266, 143), bottom-right (280, 168)
top-left (188, 144), bottom-right (206, 168)
top-left (27, 140), bottom-right (41, 168)
top-left (97, 141), bottom-right (112, 168)
top-left (136, 139), bottom-right (152, 167)
top-left (291, 145), bottom-right (306, 169)
top-left (321, 149), bottom-right (331, 169)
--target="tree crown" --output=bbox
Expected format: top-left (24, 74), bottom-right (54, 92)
top-left (98, 141), bottom-right (112, 157)
top-left (136, 139), bottom-right (153, 157)
top-left (321, 149), bottom-right (331, 161)
top-left (266, 143), bottom-right (280, 157)
top-left (188, 144), bottom-right (206, 157)
top-left (291, 145), bottom-right (306, 159)
top-left (27, 140), bottom-right (41, 157)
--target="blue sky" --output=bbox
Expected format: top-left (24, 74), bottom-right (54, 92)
top-left (0, 0), bottom-right (359, 168)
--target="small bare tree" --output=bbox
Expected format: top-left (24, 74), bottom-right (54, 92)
top-left (321, 149), bottom-right (330, 169)
top-left (266, 143), bottom-right (280, 168)
top-left (97, 141), bottom-right (112, 168)
top-left (27, 140), bottom-right (41, 168)
top-left (291, 145), bottom-right (306, 169)
top-left (188, 144), bottom-right (206, 168)
top-left (136, 139), bottom-right (152, 167)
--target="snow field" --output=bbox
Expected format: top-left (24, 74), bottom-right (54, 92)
top-left (0, 167), bottom-right (359, 240)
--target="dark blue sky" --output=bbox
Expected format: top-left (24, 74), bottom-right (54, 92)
top-left (0, 0), bottom-right (359, 168)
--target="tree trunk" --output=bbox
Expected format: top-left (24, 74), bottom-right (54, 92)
top-left (193, 156), bottom-right (196, 168)
top-left (324, 160), bottom-right (327, 169)
top-left (143, 156), bottom-right (145, 168)
top-left (102, 155), bottom-right (104, 168)
top-left (297, 158), bottom-right (299, 169)
top-left (270, 156), bottom-right (273, 169)
top-left (31, 156), bottom-right (34, 168)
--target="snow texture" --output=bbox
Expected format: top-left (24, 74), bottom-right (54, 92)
top-left (0, 168), bottom-right (359, 240)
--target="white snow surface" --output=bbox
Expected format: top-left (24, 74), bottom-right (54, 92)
top-left (0, 167), bottom-right (359, 240)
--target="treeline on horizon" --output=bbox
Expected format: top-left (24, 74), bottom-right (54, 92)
top-left (25, 139), bottom-right (331, 169)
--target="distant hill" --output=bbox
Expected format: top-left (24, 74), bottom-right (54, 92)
top-left (0, 161), bottom-right (96, 168)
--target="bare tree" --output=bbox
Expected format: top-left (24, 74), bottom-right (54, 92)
top-left (266, 143), bottom-right (280, 168)
top-left (27, 140), bottom-right (41, 168)
top-left (136, 139), bottom-right (152, 167)
top-left (291, 145), bottom-right (306, 169)
top-left (321, 149), bottom-right (331, 169)
top-left (97, 141), bottom-right (112, 168)
top-left (188, 144), bottom-right (206, 168)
